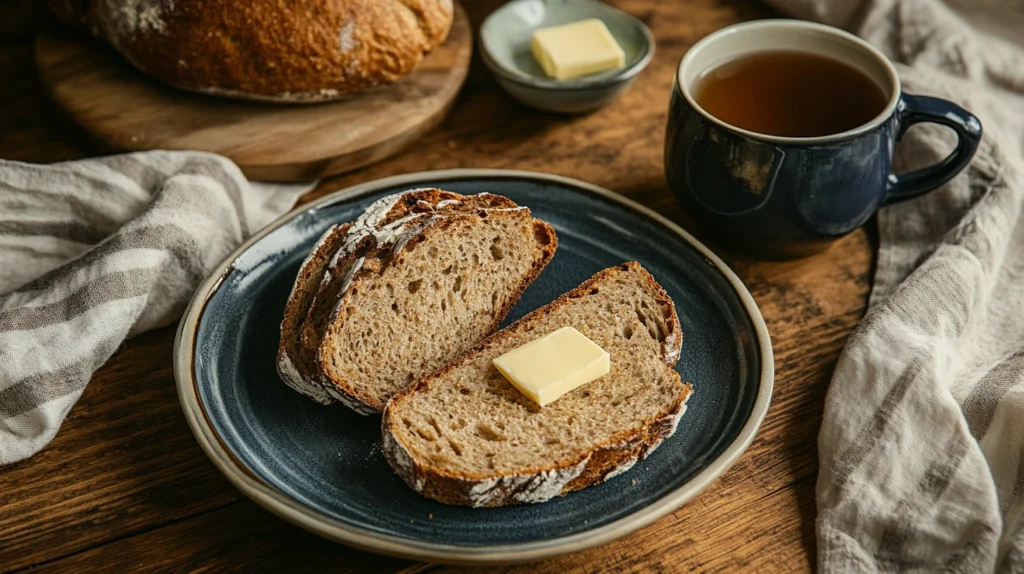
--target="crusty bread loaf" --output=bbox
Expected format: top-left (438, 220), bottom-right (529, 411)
top-left (277, 188), bottom-right (557, 413)
top-left (72, 0), bottom-right (453, 102)
top-left (382, 262), bottom-right (692, 507)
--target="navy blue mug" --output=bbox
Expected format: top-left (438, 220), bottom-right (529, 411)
top-left (665, 20), bottom-right (982, 258)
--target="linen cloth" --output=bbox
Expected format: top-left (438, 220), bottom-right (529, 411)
top-left (763, 0), bottom-right (1024, 570)
top-left (0, 151), bottom-right (310, 465)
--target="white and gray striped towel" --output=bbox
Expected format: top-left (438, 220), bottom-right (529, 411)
top-left (0, 151), bottom-right (310, 465)
top-left (767, 0), bottom-right (1024, 570)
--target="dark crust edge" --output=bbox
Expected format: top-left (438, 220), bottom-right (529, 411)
top-left (381, 262), bottom-right (692, 507)
top-left (275, 222), bottom-right (351, 404)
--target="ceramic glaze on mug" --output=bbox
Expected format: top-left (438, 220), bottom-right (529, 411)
top-left (664, 20), bottom-right (983, 258)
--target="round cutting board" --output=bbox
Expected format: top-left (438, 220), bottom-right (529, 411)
top-left (34, 3), bottom-right (471, 182)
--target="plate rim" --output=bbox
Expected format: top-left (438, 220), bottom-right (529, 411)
top-left (173, 168), bottom-right (774, 564)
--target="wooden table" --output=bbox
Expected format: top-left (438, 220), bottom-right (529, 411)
top-left (0, 1), bottom-right (873, 571)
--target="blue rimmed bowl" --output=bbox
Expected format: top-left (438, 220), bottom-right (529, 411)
top-left (479, 0), bottom-right (654, 113)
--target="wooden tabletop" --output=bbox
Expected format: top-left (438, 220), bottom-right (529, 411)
top-left (0, 1), bottom-right (873, 572)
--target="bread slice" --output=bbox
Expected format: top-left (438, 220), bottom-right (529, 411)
top-left (382, 262), bottom-right (692, 507)
top-left (277, 188), bottom-right (557, 413)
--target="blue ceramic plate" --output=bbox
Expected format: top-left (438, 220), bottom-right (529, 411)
top-left (174, 170), bottom-right (773, 564)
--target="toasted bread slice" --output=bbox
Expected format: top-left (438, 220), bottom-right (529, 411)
top-left (277, 189), bottom-right (557, 413)
top-left (382, 262), bottom-right (692, 506)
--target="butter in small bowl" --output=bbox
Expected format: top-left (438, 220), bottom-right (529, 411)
top-left (531, 19), bottom-right (626, 80)
top-left (479, 0), bottom-right (654, 114)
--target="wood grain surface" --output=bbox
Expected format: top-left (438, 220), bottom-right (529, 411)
top-left (1, 0), bottom-right (874, 572)
top-left (33, 2), bottom-right (473, 182)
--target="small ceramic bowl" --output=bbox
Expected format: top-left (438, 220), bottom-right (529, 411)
top-left (479, 0), bottom-right (654, 114)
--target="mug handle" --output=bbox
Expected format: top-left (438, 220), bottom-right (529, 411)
top-left (885, 93), bottom-right (982, 204)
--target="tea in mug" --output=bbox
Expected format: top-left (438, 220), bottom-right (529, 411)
top-left (693, 50), bottom-right (889, 138)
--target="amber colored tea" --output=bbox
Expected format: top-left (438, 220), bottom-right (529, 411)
top-left (693, 50), bottom-right (890, 138)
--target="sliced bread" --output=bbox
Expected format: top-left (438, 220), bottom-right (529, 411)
top-left (277, 189), bottom-right (557, 413)
top-left (382, 262), bottom-right (692, 507)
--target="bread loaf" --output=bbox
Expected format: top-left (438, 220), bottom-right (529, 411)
top-left (64, 0), bottom-right (454, 102)
top-left (277, 188), bottom-right (557, 413)
top-left (382, 262), bottom-right (692, 507)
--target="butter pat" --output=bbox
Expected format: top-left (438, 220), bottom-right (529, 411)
top-left (530, 19), bottom-right (626, 80)
top-left (493, 327), bottom-right (610, 407)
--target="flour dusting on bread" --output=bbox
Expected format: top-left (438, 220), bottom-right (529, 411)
top-left (338, 21), bottom-right (357, 54)
top-left (96, 0), bottom-right (170, 49)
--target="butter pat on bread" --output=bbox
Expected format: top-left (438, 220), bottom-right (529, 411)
top-left (493, 327), bottom-right (610, 406)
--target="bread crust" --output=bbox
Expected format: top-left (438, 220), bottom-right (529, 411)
top-left (276, 189), bottom-right (557, 413)
top-left (85, 0), bottom-right (454, 102)
top-left (276, 222), bottom-right (350, 405)
top-left (381, 262), bottom-right (692, 507)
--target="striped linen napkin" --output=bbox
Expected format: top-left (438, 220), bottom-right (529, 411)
top-left (765, 0), bottom-right (1024, 570)
top-left (0, 151), bottom-right (310, 465)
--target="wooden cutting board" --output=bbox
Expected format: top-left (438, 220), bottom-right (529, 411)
top-left (34, 3), bottom-right (472, 182)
